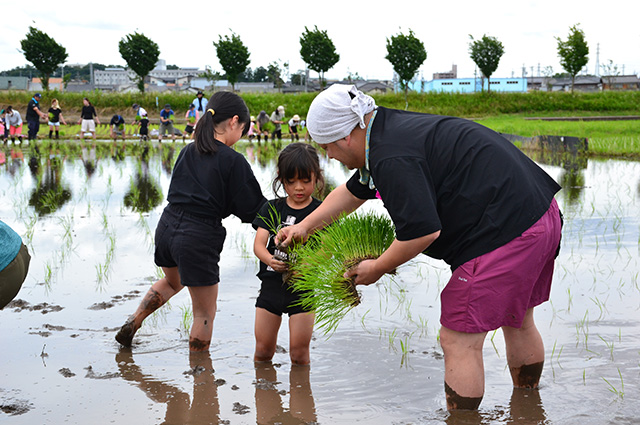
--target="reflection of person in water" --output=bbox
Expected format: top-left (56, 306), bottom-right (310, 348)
top-left (116, 350), bottom-right (221, 424)
top-left (445, 387), bottom-right (548, 424)
top-left (81, 144), bottom-right (98, 179)
top-left (254, 362), bottom-right (317, 425)
top-left (124, 145), bottom-right (163, 213)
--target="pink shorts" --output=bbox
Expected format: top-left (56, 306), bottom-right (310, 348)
top-left (440, 198), bottom-right (562, 333)
top-left (10, 125), bottom-right (23, 136)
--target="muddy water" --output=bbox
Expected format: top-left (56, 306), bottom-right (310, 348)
top-left (1, 141), bottom-right (638, 424)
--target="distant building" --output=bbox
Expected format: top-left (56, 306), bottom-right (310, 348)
top-left (410, 77), bottom-right (527, 93)
top-left (601, 75), bottom-right (640, 90)
top-left (30, 77), bottom-right (64, 92)
top-left (433, 65), bottom-right (457, 80)
top-left (0, 76), bottom-right (29, 91)
top-left (547, 76), bottom-right (601, 92)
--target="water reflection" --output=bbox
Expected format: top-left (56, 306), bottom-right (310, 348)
top-left (81, 144), bottom-right (98, 179)
top-left (124, 145), bottom-right (163, 213)
top-left (526, 149), bottom-right (587, 205)
top-left (28, 145), bottom-right (71, 215)
top-left (254, 362), bottom-right (317, 425)
top-left (443, 388), bottom-right (546, 425)
top-left (115, 349), bottom-right (221, 425)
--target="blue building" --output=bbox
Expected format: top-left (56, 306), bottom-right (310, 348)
top-left (407, 77), bottom-right (527, 93)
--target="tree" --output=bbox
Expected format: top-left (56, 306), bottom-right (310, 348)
top-left (385, 29), bottom-right (426, 108)
top-left (299, 26), bottom-right (340, 88)
top-left (267, 60), bottom-right (288, 91)
top-left (468, 34), bottom-right (505, 93)
top-left (214, 31), bottom-right (250, 91)
top-left (556, 24), bottom-right (589, 93)
top-left (20, 27), bottom-right (68, 92)
top-left (119, 32), bottom-right (160, 93)
top-left (253, 66), bottom-right (269, 83)
top-left (600, 59), bottom-right (620, 90)
top-left (200, 66), bottom-right (222, 88)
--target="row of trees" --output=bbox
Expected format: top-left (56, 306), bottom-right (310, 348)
top-left (17, 24), bottom-right (591, 97)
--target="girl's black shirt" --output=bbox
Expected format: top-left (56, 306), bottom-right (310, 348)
top-left (167, 141), bottom-right (266, 222)
top-left (81, 105), bottom-right (97, 120)
top-left (252, 197), bottom-right (322, 282)
top-left (48, 108), bottom-right (62, 123)
top-left (346, 107), bottom-right (561, 271)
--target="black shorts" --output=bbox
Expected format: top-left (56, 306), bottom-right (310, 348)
top-left (255, 276), bottom-right (311, 316)
top-left (154, 204), bottom-right (225, 286)
top-left (184, 125), bottom-right (194, 134)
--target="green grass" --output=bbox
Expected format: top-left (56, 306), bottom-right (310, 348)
top-left (475, 115), bottom-right (640, 158)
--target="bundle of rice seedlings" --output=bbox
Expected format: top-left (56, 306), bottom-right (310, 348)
top-left (288, 212), bottom-right (396, 334)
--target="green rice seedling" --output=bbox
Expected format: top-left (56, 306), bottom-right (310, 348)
top-left (602, 368), bottom-right (625, 399)
top-left (178, 305), bottom-right (193, 338)
top-left (288, 212), bottom-right (396, 334)
top-left (490, 330), bottom-right (500, 357)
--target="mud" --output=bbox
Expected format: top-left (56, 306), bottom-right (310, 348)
top-left (1, 141), bottom-right (639, 424)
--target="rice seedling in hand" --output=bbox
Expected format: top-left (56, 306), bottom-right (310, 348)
top-left (288, 212), bottom-right (396, 334)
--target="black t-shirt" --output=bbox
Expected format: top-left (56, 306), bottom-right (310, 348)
top-left (167, 142), bottom-right (266, 221)
top-left (26, 99), bottom-right (40, 121)
top-left (346, 107), bottom-right (561, 270)
top-left (252, 197), bottom-right (322, 281)
top-left (81, 105), bottom-right (97, 120)
top-left (48, 108), bottom-right (62, 123)
top-left (110, 115), bottom-right (125, 126)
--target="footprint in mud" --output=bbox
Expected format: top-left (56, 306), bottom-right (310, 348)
top-left (84, 365), bottom-right (120, 380)
top-left (59, 368), bottom-right (76, 378)
top-left (88, 290), bottom-right (141, 310)
top-left (232, 402), bottom-right (250, 415)
top-left (0, 390), bottom-right (33, 417)
top-left (5, 299), bottom-right (63, 314)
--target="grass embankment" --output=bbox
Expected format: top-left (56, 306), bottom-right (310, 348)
top-left (1, 90), bottom-right (638, 156)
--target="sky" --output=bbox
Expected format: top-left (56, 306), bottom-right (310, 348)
top-left (2, 0), bottom-right (639, 82)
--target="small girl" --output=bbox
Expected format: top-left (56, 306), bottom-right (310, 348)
top-left (116, 91), bottom-right (266, 352)
top-left (252, 142), bottom-right (325, 365)
top-left (48, 99), bottom-right (67, 139)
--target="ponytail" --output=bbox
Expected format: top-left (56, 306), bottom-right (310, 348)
top-left (194, 91), bottom-right (251, 154)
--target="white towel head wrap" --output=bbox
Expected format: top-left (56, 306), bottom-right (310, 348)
top-left (307, 84), bottom-right (377, 144)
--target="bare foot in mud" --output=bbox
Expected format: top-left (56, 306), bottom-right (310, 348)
top-left (115, 319), bottom-right (138, 347)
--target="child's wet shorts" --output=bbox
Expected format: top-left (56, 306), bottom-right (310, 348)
top-left (440, 198), bottom-right (562, 333)
top-left (154, 204), bottom-right (225, 286)
top-left (256, 277), bottom-right (311, 316)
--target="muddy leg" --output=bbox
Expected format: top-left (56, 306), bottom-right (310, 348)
top-left (115, 267), bottom-right (183, 347)
top-left (502, 308), bottom-right (545, 388)
top-left (187, 284), bottom-right (218, 351)
top-left (440, 326), bottom-right (487, 410)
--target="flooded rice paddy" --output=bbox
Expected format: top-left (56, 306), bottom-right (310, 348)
top-left (0, 140), bottom-right (639, 424)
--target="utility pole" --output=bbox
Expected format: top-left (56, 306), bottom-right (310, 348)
top-left (595, 43), bottom-right (600, 76)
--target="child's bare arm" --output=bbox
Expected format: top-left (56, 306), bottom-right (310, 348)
top-left (254, 227), bottom-right (287, 272)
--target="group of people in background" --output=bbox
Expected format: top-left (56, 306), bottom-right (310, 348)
top-left (1, 90), bottom-right (306, 145)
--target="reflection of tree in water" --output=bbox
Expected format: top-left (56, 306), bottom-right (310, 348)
top-left (528, 149), bottom-right (587, 205)
top-left (254, 362), bottom-right (317, 425)
top-left (558, 167), bottom-right (585, 205)
top-left (124, 146), bottom-right (163, 213)
top-left (255, 144), bottom-right (280, 169)
top-left (28, 154), bottom-right (71, 216)
top-left (115, 350), bottom-right (221, 424)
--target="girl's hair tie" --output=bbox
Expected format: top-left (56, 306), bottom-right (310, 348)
top-left (208, 109), bottom-right (215, 116)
